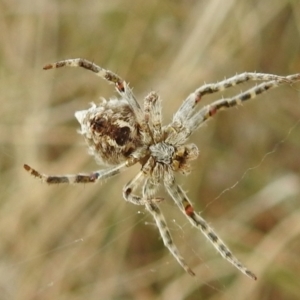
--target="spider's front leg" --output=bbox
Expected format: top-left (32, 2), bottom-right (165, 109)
top-left (173, 72), bottom-right (296, 124)
top-left (186, 73), bottom-right (300, 133)
top-left (164, 174), bottom-right (257, 280)
top-left (143, 178), bottom-right (195, 276)
top-left (171, 72), bottom-right (300, 137)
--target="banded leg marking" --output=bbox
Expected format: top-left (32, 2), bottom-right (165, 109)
top-left (165, 178), bottom-right (257, 280)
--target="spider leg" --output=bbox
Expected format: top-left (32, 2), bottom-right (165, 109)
top-left (184, 74), bottom-right (300, 134)
top-left (142, 178), bottom-right (195, 276)
top-left (173, 72), bottom-right (299, 125)
top-left (23, 156), bottom-right (138, 184)
top-left (43, 58), bottom-right (145, 125)
top-left (123, 157), bottom-right (163, 205)
top-left (44, 58), bottom-right (125, 92)
top-left (144, 91), bottom-right (163, 142)
top-left (164, 172), bottom-right (257, 280)
top-left (123, 171), bottom-right (163, 205)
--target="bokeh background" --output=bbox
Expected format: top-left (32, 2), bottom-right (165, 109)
top-left (1, 0), bottom-right (300, 299)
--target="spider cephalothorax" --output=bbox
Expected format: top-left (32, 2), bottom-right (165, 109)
top-left (24, 58), bottom-right (300, 280)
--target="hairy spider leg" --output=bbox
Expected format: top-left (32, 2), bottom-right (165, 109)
top-left (173, 72), bottom-right (292, 125)
top-left (185, 74), bottom-right (300, 134)
top-left (164, 172), bottom-right (257, 280)
top-left (23, 154), bottom-right (142, 184)
top-left (143, 178), bottom-right (195, 276)
top-left (123, 157), bottom-right (164, 204)
top-left (43, 59), bottom-right (146, 127)
top-left (144, 91), bottom-right (163, 143)
top-left (24, 161), bottom-right (129, 184)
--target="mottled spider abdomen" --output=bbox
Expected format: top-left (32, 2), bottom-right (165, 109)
top-left (75, 98), bottom-right (142, 165)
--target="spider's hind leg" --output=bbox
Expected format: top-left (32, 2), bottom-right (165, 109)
top-left (24, 161), bottom-right (130, 184)
top-left (43, 58), bottom-right (125, 92)
top-left (43, 58), bottom-right (146, 130)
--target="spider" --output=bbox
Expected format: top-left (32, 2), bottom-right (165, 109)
top-left (24, 58), bottom-right (300, 280)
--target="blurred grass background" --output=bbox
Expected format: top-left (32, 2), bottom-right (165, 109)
top-left (1, 0), bottom-right (300, 299)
